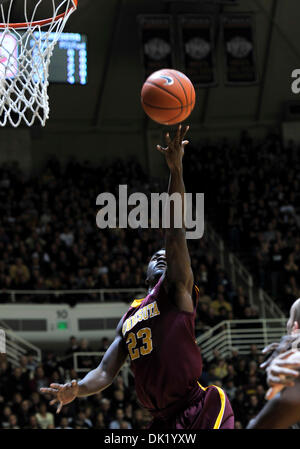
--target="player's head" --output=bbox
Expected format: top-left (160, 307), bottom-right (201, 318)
top-left (287, 298), bottom-right (300, 334)
top-left (146, 248), bottom-right (166, 288)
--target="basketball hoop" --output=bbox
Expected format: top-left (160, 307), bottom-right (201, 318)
top-left (0, 0), bottom-right (78, 127)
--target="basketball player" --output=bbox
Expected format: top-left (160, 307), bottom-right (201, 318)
top-left (41, 124), bottom-right (234, 429)
top-left (247, 298), bottom-right (300, 428)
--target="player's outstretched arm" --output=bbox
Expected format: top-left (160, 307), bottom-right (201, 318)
top-left (40, 320), bottom-right (128, 413)
top-left (247, 350), bottom-right (300, 428)
top-left (247, 378), bottom-right (300, 429)
top-left (157, 124), bottom-right (194, 312)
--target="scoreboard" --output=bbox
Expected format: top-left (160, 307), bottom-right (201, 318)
top-left (0, 31), bottom-right (88, 85)
top-left (28, 31), bottom-right (88, 85)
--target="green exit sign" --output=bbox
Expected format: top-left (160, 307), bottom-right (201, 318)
top-left (57, 321), bottom-right (68, 330)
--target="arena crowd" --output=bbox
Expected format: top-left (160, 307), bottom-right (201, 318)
top-left (0, 337), bottom-right (267, 429)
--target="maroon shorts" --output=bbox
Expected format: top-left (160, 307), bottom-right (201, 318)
top-left (148, 383), bottom-right (234, 430)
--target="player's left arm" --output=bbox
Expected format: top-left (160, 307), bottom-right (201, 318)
top-left (247, 378), bottom-right (300, 429)
top-left (157, 124), bottom-right (194, 313)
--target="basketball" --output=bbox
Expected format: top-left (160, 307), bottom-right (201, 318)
top-left (141, 69), bottom-right (196, 125)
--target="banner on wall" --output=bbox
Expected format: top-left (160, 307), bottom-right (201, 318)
top-left (178, 15), bottom-right (217, 87)
top-left (221, 14), bottom-right (258, 85)
top-left (138, 15), bottom-right (175, 80)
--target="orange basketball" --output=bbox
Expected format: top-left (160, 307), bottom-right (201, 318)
top-left (141, 69), bottom-right (196, 125)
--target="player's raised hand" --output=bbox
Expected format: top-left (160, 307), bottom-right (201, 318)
top-left (265, 350), bottom-right (300, 400)
top-left (40, 379), bottom-right (79, 414)
top-left (156, 124), bottom-right (189, 171)
top-left (261, 333), bottom-right (300, 369)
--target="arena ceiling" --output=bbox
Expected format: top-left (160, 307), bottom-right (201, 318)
top-left (44, 0), bottom-right (300, 131)
top-left (1, 0), bottom-right (300, 174)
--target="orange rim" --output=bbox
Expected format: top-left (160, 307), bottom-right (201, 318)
top-left (0, 0), bottom-right (78, 30)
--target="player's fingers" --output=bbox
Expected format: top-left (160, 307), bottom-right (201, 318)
top-left (265, 385), bottom-right (283, 400)
top-left (49, 398), bottom-right (59, 406)
top-left (156, 145), bottom-right (167, 154)
top-left (271, 366), bottom-right (300, 376)
top-left (260, 361), bottom-right (269, 369)
top-left (278, 349), bottom-right (296, 359)
top-left (182, 140), bottom-right (189, 148)
top-left (71, 379), bottom-right (78, 387)
top-left (277, 362), bottom-right (300, 369)
top-left (56, 401), bottom-right (63, 414)
top-left (181, 125), bottom-right (190, 141)
top-left (40, 387), bottom-right (59, 394)
top-left (165, 132), bottom-right (172, 146)
top-left (262, 343), bottom-right (278, 354)
top-left (49, 383), bottom-right (64, 390)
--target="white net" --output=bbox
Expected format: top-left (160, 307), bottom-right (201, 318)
top-left (0, 0), bottom-right (77, 127)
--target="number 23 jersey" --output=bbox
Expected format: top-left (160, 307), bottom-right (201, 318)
top-left (121, 275), bottom-right (202, 413)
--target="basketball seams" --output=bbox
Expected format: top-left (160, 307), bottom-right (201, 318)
top-left (142, 100), bottom-right (195, 111)
top-left (189, 82), bottom-right (194, 117)
top-left (166, 69), bottom-right (188, 107)
top-left (145, 81), bottom-right (183, 106)
top-left (142, 101), bottom-right (190, 125)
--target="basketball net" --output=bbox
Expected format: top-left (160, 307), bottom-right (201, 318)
top-left (0, 0), bottom-right (77, 127)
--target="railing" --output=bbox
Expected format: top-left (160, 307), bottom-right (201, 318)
top-left (205, 222), bottom-right (285, 318)
top-left (196, 318), bottom-right (286, 362)
top-left (59, 351), bottom-right (132, 388)
top-left (0, 320), bottom-right (42, 367)
top-left (0, 288), bottom-right (147, 304)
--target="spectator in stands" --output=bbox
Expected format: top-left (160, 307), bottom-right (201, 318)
top-left (109, 408), bottom-right (132, 429)
top-left (29, 366), bottom-right (49, 392)
top-left (235, 421), bottom-right (243, 429)
top-left (99, 398), bottom-right (113, 426)
top-left (17, 400), bottom-right (31, 428)
top-left (9, 258), bottom-right (30, 284)
top-left (26, 352), bottom-right (38, 373)
top-left (1, 406), bottom-right (12, 429)
top-left (211, 293), bottom-right (232, 317)
top-left (30, 392), bottom-right (42, 414)
top-left (111, 389), bottom-right (126, 411)
top-left (8, 414), bottom-right (20, 429)
top-left (27, 415), bottom-right (39, 429)
top-left (246, 395), bottom-right (260, 422)
top-left (7, 368), bottom-right (29, 398)
top-left (94, 412), bottom-right (105, 429)
top-left (77, 338), bottom-right (93, 371)
top-left (0, 361), bottom-right (11, 398)
top-left (132, 408), bottom-right (145, 429)
top-left (56, 416), bottom-right (73, 429)
top-left (212, 358), bottom-right (228, 381)
top-left (35, 402), bottom-right (55, 429)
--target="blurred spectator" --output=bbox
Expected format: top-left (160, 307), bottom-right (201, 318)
top-left (8, 414), bottom-right (20, 429)
top-left (211, 294), bottom-right (232, 317)
top-left (109, 408), bottom-right (132, 429)
top-left (94, 412), bottom-right (106, 429)
top-left (27, 414), bottom-right (39, 429)
top-left (56, 417), bottom-right (73, 429)
top-left (77, 339), bottom-right (93, 371)
top-left (29, 366), bottom-right (49, 392)
top-left (35, 402), bottom-right (55, 429)
top-left (1, 406), bottom-right (12, 429)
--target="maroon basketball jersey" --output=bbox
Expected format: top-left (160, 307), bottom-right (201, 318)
top-left (121, 275), bottom-right (202, 414)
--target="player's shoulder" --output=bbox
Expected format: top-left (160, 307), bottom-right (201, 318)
top-left (130, 297), bottom-right (146, 308)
